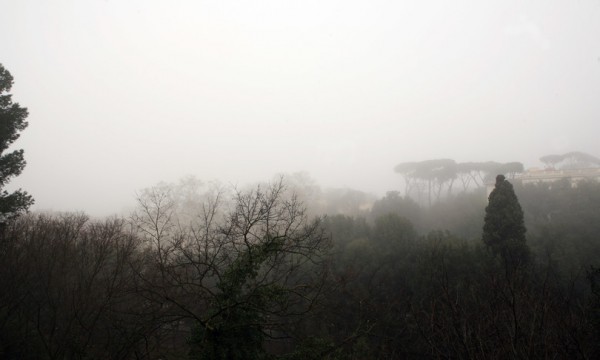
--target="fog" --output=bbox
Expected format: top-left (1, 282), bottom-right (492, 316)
top-left (2, 0), bottom-right (599, 216)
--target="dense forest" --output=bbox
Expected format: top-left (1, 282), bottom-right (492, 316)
top-left (1, 174), bottom-right (599, 359)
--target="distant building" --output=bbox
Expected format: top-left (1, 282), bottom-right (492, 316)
top-left (516, 167), bottom-right (600, 185)
top-left (486, 167), bottom-right (600, 196)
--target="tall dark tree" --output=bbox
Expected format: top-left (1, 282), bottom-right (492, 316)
top-left (483, 175), bottom-right (529, 268)
top-left (0, 64), bottom-right (33, 222)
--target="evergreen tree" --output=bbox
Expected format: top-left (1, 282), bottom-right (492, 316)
top-left (483, 175), bottom-right (529, 268)
top-left (0, 64), bottom-right (33, 222)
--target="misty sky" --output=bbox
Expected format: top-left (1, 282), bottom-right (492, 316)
top-left (2, 0), bottom-right (600, 216)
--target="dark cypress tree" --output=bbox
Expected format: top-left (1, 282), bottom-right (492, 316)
top-left (0, 64), bottom-right (33, 222)
top-left (483, 174), bottom-right (529, 268)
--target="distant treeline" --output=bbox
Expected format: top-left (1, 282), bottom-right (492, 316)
top-left (393, 151), bottom-right (600, 206)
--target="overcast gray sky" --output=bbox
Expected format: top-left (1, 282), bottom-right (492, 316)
top-left (2, 0), bottom-right (599, 215)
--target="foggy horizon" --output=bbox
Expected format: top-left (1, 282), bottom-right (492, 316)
top-left (2, 0), bottom-right (599, 216)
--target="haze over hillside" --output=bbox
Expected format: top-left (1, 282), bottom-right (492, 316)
top-left (2, 0), bottom-right (599, 216)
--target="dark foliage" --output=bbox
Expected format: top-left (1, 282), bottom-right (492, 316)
top-left (1, 177), bottom-right (599, 358)
top-left (0, 64), bottom-right (33, 223)
top-left (483, 175), bottom-right (530, 269)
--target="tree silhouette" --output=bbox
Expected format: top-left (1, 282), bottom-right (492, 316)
top-left (0, 64), bottom-right (33, 222)
top-left (483, 175), bottom-right (529, 269)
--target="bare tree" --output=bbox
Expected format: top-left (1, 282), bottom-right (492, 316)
top-left (0, 213), bottom-right (161, 359)
top-left (130, 177), bottom-right (331, 358)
